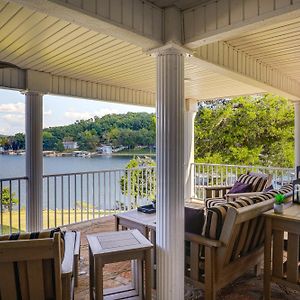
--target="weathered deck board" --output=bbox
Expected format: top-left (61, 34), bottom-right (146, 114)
top-left (70, 216), bottom-right (300, 300)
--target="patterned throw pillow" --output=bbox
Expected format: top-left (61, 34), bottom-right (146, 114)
top-left (0, 227), bottom-right (65, 259)
top-left (237, 174), bottom-right (268, 192)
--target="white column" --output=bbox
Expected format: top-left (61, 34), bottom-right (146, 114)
top-left (25, 92), bottom-right (43, 231)
top-left (184, 99), bottom-right (198, 202)
top-left (156, 47), bottom-right (185, 300)
top-left (295, 102), bottom-right (300, 168)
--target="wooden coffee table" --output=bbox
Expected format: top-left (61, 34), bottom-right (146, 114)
top-left (87, 229), bottom-right (153, 300)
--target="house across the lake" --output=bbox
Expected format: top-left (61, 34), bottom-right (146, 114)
top-left (63, 141), bottom-right (78, 150)
top-left (96, 145), bottom-right (113, 155)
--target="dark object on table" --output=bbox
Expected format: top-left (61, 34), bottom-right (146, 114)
top-left (137, 204), bottom-right (156, 214)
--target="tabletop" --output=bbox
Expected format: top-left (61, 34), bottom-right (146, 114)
top-left (263, 203), bottom-right (300, 223)
top-left (114, 210), bottom-right (156, 226)
top-left (87, 229), bottom-right (153, 256)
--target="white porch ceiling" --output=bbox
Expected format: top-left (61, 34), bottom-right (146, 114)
top-left (227, 17), bottom-right (300, 82)
top-left (0, 0), bottom-right (265, 104)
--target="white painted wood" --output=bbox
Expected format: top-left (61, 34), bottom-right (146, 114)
top-left (183, 0), bottom-right (300, 48)
top-left (194, 41), bottom-right (300, 99)
top-left (156, 46), bottom-right (185, 300)
top-left (294, 102), bottom-right (300, 167)
top-left (25, 92), bottom-right (43, 231)
top-left (10, 0), bottom-right (163, 49)
top-left (184, 99), bottom-right (198, 201)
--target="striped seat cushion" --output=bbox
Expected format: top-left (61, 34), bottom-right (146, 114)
top-left (205, 198), bottom-right (226, 209)
top-left (237, 174), bottom-right (268, 192)
top-left (278, 183), bottom-right (293, 195)
top-left (202, 199), bottom-right (252, 240)
top-left (0, 227), bottom-right (65, 259)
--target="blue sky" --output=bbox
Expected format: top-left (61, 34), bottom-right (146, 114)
top-left (0, 88), bottom-right (155, 135)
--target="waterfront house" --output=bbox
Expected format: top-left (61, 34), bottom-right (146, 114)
top-left (1, 0), bottom-right (300, 299)
top-left (96, 145), bottom-right (113, 155)
top-left (62, 141), bottom-right (78, 150)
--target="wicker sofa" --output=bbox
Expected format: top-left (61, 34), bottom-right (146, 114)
top-left (185, 183), bottom-right (293, 300)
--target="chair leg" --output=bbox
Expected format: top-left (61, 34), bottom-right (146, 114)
top-left (205, 247), bottom-right (217, 300)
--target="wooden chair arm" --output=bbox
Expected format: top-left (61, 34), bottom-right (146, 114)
top-left (203, 185), bottom-right (233, 191)
top-left (185, 232), bottom-right (223, 248)
top-left (62, 232), bottom-right (76, 276)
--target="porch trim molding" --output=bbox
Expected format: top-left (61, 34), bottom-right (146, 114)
top-left (183, 0), bottom-right (300, 48)
top-left (0, 69), bottom-right (155, 107)
top-left (193, 41), bottom-right (300, 100)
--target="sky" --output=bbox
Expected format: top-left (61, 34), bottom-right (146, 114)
top-left (0, 88), bottom-right (155, 135)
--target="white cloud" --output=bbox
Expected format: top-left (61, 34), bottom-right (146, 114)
top-left (2, 114), bottom-right (24, 124)
top-left (44, 109), bottom-right (52, 116)
top-left (64, 108), bottom-right (119, 121)
top-left (0, 102), bottom-right (25, 113)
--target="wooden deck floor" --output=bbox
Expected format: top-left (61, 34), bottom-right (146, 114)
top-left (68, 216), bottom-right (300, 300)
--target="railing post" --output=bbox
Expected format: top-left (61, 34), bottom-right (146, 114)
top-left (294, 101), bottom-right (300, 170)
top-left (25, 91), bottom-right (43, 231)
top-left (184, 99), bottom-right (198, 202)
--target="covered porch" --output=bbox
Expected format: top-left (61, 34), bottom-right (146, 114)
top-left (1, 0), bottom-right (300, 299)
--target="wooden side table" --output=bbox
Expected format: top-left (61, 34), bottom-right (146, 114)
top-left (264, 204), bottom-right (300, 299)
top-left (87, 229), bottom-right (153, 300)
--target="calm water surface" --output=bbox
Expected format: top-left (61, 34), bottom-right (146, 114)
top-left (0, 155), bottom-right (133, 178)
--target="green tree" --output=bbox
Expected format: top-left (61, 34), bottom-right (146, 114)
top-left (78, 130), bottom-right (99, 151)
top-left (194, 94), bottom-right (294, 167)
top-left (120, 157), bottom-right (156, 208)
top-left (1, 187), bottom-right (18, 210)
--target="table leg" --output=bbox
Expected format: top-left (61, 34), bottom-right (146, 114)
top-left (150, 228), bottom-right (156, 289)
top-left (115, 216), bottom-right (119, 231)
top-left (95, 257), bottom-right (103, 300)
top-left (145, 249), bottom-right (152, 300)
top-left (264, 218), bottom-right (272, 300)
top-left (89, 246), bottom-right (94, 300)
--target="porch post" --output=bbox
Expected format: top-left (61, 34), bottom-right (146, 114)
top-left (156, 47), bottom-right (185, 300)
top-left (295, 102), bottom-right (300, 168)
top-left (25, 92), bottom-right (43, 231)
top-left (184, 99), bottom-right (198, 202)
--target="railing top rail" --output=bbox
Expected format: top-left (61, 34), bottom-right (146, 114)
top-left (42, 166), bottom-right (156, 178)
top-left (192, 162), bottom-right (294, 171)
top-left (0, 176), bottom-right (28, 182)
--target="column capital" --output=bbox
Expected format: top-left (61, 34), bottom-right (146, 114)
top-left (185, 98), bottom-right (198, 113)
top-left (292, 100), bottom-right (300, 106)
top-left (145, 42), bottom-right (193, 57)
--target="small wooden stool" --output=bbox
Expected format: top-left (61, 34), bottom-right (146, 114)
top-left (87, 229), bottom-right (153, 300)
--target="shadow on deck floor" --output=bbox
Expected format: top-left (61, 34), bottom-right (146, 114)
top-left (68, 216), bottom-right (300, 300)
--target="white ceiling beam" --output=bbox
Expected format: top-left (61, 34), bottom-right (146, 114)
top-left (10, 0), bottom-right (164, 49)
top-left (0, 69), bottom-right (155, 106)
top-left (183, 0), bottom-right (300, 48)
top-left (193, 41), bottom-right (300, 100)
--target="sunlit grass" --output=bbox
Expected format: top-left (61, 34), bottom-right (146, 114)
top-left (0, 208), bottom-right (118, 234)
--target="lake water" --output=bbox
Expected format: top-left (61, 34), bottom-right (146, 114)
top-left (0, 155), bottom-right (133, 179)
top-left (0, 155), bottom-right (155, 214)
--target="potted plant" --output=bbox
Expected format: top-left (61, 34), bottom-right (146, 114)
top-left (274, 194), bottom-right (285, 214)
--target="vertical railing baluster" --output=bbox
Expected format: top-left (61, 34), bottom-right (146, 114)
top-left (68, 175), bottom-right (71, 225)
top-left (98, 172), bottom-right (101, 218)
top-left (47, 177), bottom-right (50, 229)
top-left (74, 174), bottom-right (77, 224)
top-left (0, 180), bottom-right (2, 235)
top-left (54, 176), bottom-right (57, 228)
top-left (92, 172), bottom-right (95, 219)
top-left (87, 173), bottom-right (89, 220)
top-left (9, 180), bottom-right (12, 233)
top-left (18, 179), bottom-right (21, 232)
top-left (61, 175), bottom-right (64, 226)
top-left (80, 174), bottom-right (83, 222)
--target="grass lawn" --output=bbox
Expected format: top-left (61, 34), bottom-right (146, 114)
top-left (116, 147), bottom-right (155, 156)
top-left (1, 208), bottom-right (117, 233)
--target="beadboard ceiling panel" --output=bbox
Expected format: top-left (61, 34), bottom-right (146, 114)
top-left (0, 0), bottom-right (265, 102)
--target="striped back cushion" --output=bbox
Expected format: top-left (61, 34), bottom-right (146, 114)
top-left (278, 183), bottom-right (293, 195)
top-left (237, 174), bottom-right (267, 192)
top-left (202, 199), bottom-right (252, 240)
top-left (0, 228), bottom-right (65, 259)
top-left (205, 198), bottom-right (226, 208)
